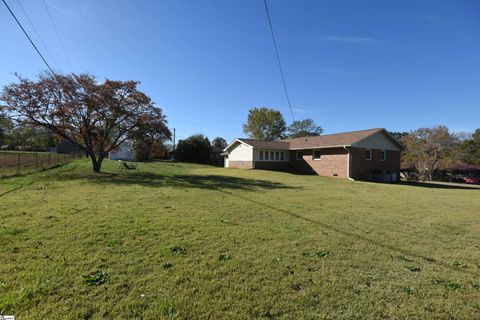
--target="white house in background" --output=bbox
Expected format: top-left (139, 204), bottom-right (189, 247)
top-left (109, 142), bottom-right (136, 161)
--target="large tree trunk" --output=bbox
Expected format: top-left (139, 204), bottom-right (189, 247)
top-left (87, 150), bottom-right (104, 173)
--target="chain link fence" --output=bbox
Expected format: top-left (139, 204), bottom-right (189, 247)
top-left (0, 151), bottom-right (83, 178)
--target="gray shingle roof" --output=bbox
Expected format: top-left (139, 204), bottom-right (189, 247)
top-left (230, 128), bottom-right (400, 151)
top-left (236, 138), bottom-right (290, 150)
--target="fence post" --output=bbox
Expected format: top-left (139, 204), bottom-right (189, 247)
top-left (48, 154), bottom-right (51, 168)
top-left (36, 153), bottom-right (39, 171)
top-left (17, 153), bottom-right (21, 175)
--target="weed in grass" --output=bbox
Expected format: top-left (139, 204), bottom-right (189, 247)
top-left (307, 267), bottom-right (318, 272)
top-left (161, 302), bottom-right (176, 319)
top-left (264, 310), bottom-right (274, 319)
top-left (302, 250), bottom-right (331, 258)
top-left (82, 271), bottom-right (109, 285)
top-left (218, 253), bottom-right (232, 261)
top-left (162, 262), bottom-right (174, 269)
top-left (0, 225), bottom-right (27, 236)
top-left (433, 279), bottom-right (462, 291)
top-left (398, 255), bottom-right (414, 262)
top-left (404, 287), bottom-right (416, 295)
top-left (170, 245), bottom-right (186, 255)
top-left (470, 282), bottom-right (480, 290)
top-left (290, 283), bottom-right (303, 292)
top-left (317, 250), bottom-right (331, 258)
top-left (409, 267), bottom-right (421, 272)
top-left (453, 261), bottom-right (468, 269)
top-left (106, 239), bottom-right (122, 247)
top-left (444, 281), bottom-right (462, 291)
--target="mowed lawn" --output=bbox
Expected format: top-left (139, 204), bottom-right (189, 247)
top-left (1, 160), bottom-right (479, 319)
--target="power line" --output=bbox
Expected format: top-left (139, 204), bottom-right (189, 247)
top-left (41, 0), bottom-right (74, 72)
top-left (15, 0), bottom-right (59, 70)
top-left (262, 0), bottom-right (295, 121)
top-left (1, 0), bottom-right (56, 74)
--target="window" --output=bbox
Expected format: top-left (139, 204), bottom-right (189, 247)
top-left (265, 151), bottom-right (269, 160)
top-left (280, 151), bottom-right (285, 161)
top-left (381, 150), bottom-right (386, 161)
top-left (313, 150), bottom-right (321, 160)
top-left (366, 149), bottom-right (372, 160)
top-left (259, 151), bottom-right (264, 161)
top-left (296, 151), bottom-right (304, 160)
top-left (270, 151), bottom-right (274, 160)
top-left (275, 151), bottom-right (280, 160)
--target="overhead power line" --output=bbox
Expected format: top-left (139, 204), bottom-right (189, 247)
top-left (15, 0), bottom-right (59, 70)
top-left (262, 0), bottom-right (295, 121)
top-left (42, 0), bottom-right (74, 72)
top-left (2, 0), bottom-right (56, 74)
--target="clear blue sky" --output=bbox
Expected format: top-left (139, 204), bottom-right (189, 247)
top-left (1, 0), bottom-right (479, 142)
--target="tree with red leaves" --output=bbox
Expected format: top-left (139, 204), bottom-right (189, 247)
top-left (1, 73), bottom-right (171, 172)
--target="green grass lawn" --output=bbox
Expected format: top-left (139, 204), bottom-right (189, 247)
top-left (1, 160), bottom-right (479, 319)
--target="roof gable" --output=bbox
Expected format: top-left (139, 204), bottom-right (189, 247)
top-left (352, 130), bottom-right (403, 151)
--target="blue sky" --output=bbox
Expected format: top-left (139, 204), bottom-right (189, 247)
top-left (1, 0), bottom-right (479, 142)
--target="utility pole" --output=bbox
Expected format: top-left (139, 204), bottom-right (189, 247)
top-left (172, 128), bottom-right (176, 161)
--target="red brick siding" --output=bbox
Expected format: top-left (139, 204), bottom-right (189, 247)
top-left (290, 148), bottom-right (349, 178)
top-left (228, 161), bottom-right (254, 169)
top-left (254, 161), bottom-right (290, 171)
top-left (350, 147), bottom-right (400, 181)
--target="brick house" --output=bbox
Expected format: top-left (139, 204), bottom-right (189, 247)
top-left (222, 128), bottom-right (403, 182)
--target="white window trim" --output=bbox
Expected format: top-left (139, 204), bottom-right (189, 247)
top-left (381, 150), bottom-right (386, 161)
top-left (313, 150), bottom-right (321, 161)
top-left (258, 150), bottom-right (288, 162)
top-left (366, 149), bottom-right (372, 161)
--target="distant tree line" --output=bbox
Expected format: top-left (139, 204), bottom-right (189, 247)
top-left (391, 126), bottom-right (480, 181)
top-left (0, 113), bottom-right (57, 151)
top-left (174, 134), bottom-right (227, 165)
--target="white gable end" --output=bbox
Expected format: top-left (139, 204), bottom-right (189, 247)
top-left (227, 141), bottom-right (253, 161)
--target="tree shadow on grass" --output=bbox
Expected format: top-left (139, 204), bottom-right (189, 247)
top-left (220, 189), bottom-right (480, 277)
top-left (398, 181), bottom-right (480, 190)
top-left (52, 171), bottom-right (297, 191)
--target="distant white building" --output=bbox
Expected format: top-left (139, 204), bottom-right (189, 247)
top-left (109, 142), bottom-right (136, 161)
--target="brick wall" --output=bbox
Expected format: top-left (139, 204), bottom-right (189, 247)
top-left (228, 161), bottom-right (254, 169)
top-left (254, 161), bottom-right (291, 171)
top-left (350, 147), bottom-right (400, 181)
top-left (290, 148), bottom-right (349, 178)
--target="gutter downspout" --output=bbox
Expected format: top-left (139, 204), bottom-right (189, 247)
top-left (343, 145), bottom-right (355, 181)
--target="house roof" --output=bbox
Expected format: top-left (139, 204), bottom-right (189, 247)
top-left (283, 128), bottom-right (386, 149)
top-left (236, 138), bottom-right (291, 150)
top-left (225, 128), bottom-right (403, 152)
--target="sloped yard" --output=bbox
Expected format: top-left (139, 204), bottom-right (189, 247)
top-left (1, 160), bottom-right (479, 319)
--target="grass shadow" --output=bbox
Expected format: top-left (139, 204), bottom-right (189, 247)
top-left (50, 171), bottom-right (297, 191)
top-left (399, 181), bottom-right (480, 190)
